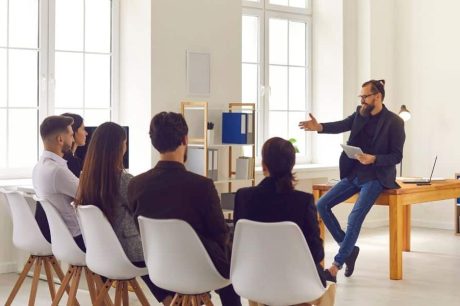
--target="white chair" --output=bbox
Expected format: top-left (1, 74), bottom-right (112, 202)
top-left (138, 217), bottom-right (231, 305)
top-left (39, 199), bottom-right (113, 306)
top-left (231, 220), bottom-right (332, 306)
top-left (76, 204), bottom-right (149, 306)
top-left (0, 188), bottom-right (69, 306)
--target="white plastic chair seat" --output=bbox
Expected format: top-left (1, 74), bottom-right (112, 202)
top-left (231, 220), bottom-right (326, 306)
top-left (138, 217), bottom-right (231, 294)
top-left (76, 204), bottom-right (147, 280)
top-left (0, 188), bottom-right (52, 256)
top-left (38, 198), bottom-right (86, 266)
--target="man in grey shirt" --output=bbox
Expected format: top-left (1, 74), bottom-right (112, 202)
top-left (33, 115), bottom-right (84, 250)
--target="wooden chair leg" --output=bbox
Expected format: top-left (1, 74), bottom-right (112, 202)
top-left (201, 293), bottom-right (213, 306)
top-left (49, 256), bottom-right (80, 306)
top-left (114, 280), bottom-right (123, 306)
top-left (52, 266), bottom-right (75, 306)
top-left (94, 279), bottom-right (114, 306)
top-left (129, 278), bottom-right (149, 306)
top-left (66, 266), bottom-right (82, 306)
top-left (43, 257), bottom-right (56, 300)
top-left (191, 296), bottom-right (199, 306)
top-left (181, 295), bottom-right (189, 306)
top-left (93, 273), bottom-right (114, 306)
top-left (4, 255), bottom-right (36, 306)
top-left (84, 267), bottom-right (97, 304)
top-left (28, 256), bottom-right (43, 306)
top-left (171, 293), bottom-right (182, 305)
top-left (122, 281), bottom-right (129, 306)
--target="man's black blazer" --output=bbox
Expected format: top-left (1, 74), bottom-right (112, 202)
top-left (320, 105), bottom-right (405, 189)
top-left (234, 177), bottom-right (326, 286)
top-left (128, 161), bottom-right (231, 278)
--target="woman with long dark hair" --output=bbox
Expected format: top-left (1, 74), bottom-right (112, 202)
top-left (75, 122), bottom-right (174, 305)
top-left (234, 137), bottom-right (336, 306)
top-left (61, 113), bottom-right (87, 177)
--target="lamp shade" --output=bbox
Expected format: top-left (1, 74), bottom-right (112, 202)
top-left (399, 105), bottom-right (411, 122)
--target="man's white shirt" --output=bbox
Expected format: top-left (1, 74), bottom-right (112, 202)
top-left (32, 150), bottom-right (80, 237)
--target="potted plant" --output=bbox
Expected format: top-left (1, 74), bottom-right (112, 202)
top-left (207, 122), bottom-right (215, 144)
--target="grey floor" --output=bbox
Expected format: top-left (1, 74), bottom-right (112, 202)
top-left (1, 227), bottom-right (460, 306)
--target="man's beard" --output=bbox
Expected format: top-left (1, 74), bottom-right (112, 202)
top-left (360, 103), bottom-right (374, 117)
top-left (61, 143), bottom-right (72, 154)
top-left (183, 146), bottom-right (188, 163)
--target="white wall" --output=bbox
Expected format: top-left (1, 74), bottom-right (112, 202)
top-left (393, 0), bottom-right (460, 229)
top-left (119, 0), bottom-right (152, 175)
top-left (150, 0), bottom-right (241, 165)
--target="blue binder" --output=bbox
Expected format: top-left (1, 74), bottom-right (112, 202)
top-left (222, 112), bottom-right (248, 144)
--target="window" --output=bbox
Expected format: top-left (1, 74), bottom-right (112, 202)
top-left (0, 0), bottom-right (118, 175)
top-left (242, 0), bottom-right (311, 162)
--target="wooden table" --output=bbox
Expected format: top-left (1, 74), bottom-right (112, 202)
top-left (313, 179), bottom-right (460, 280)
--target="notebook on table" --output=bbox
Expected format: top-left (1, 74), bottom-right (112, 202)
top-left (400, 156), bottom-right (437, 184)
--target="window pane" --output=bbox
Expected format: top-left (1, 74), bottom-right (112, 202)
top-left (242, 15), bottom-right (258, 63)
top-left (0, 109), bottom-right (6, 168)
top-left (54, 108), bottom-right (84, 117)
top-left (268, 111), bottom-right (288, 139)
top-left (9, 0), bottom-right (38, 49)
top-left (289, 67), bottom-right (306, 111)
top-left (8, 108), bottom-right (38, 168)
top-left (0, 0), bottom-right (6, 47)
top-left (85, 0), bottom-right (111, 53)
top-left (85, 54), bottom-right (111, 108)
top-left (0, 49), bottom-right (6, 107)
top-left (84, 109), bottom-right (110, 126)
top-left (289, 0), bottom-right (306, 9)
top-left (55, 52), bottom-right (83, 108)
top-left (289, 21), bottom-right (306, 66)
top-left (270, 0), bottom-right (288, 6)
top-left (8, 49), bottom-right (38, 107)
top-left (55, 0), bottom-right (84, 51)
top-left (269, 65), bottom-right (287, 111)
top-left (269, 18), bottom-right (288, 65)
top-left (242, 63), bottom-right (258, 105)
top-left (288, 112), bottom-right (306, 155)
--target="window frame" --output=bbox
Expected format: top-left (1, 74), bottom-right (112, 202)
top-left (0, 0), bottom-right (119, 178)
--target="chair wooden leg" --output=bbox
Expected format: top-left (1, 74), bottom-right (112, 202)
top-left (94, 279), bottom-right (114, 306)
top-left (191, 296), bottom-right (199, 306)
top-left (171, 293), bottom-right (182, 305)
top-left (43, 257), bottom-right (56, 300)
top-left (201, 293), bottom-right (213, 306)
top-left (181, 295), bottom-right (190, 306)
top-left (67, 266), bottom-right (82, 306)
top-left (114, 280), bottom-right (123, 306)
top-left (84, 267), bottom-right (97, 304)
top-left (129, 278), bottom-right (149, 306)
top-left (52, 266), bottom-right (75, 306)
top-left (49, 256), bottom-right (80, 306)
top-left (93, 273), bottom-right (114, 306)
top-left (4, 255), bottom-right (36, 306)
top-left (28, 256), bottom-right (43, 306)
top-left (121, 281), bottom-right (129, 306)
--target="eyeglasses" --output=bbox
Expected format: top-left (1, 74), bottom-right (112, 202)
top-left (358, 92), bottom-right (378, 101)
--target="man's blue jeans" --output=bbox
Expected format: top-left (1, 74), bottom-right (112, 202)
top-left (317, 177), bottom-right (384, 268)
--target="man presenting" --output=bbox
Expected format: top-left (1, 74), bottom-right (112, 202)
top-left (299, 79), bottom-right (405, 281)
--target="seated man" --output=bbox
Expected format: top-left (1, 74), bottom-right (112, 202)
top-left (33, 115), bottom-right (84, 251)
top-left (129, 112), bottom-right (241, 306)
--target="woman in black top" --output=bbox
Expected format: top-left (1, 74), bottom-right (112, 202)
top-left (61, 113), bottom-right (87, 177)
top-left (234, 137), bottom-right (327, 287)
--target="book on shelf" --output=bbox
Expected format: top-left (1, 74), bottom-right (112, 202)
top-left (222, 112), bottom-right (254, 144)
top-left (236, 156), bottom-right (254, 180)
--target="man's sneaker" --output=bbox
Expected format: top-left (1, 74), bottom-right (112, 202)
top-left (344, 246), bottom-right (360, 277)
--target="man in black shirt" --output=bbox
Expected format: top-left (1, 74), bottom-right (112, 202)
top-left (299, 80), bottom-right (405, 281)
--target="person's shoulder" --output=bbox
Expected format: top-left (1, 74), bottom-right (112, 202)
top-left (290, 190), bottom-right (314, 205)
top-left (183, 170), bottom-right (214, 186)
top-left (236, 185), bottom-right (258, 198)
top-left (129, 169), bottom-right (154, 190)
top-left (120, 171), bottom-right (133, 185)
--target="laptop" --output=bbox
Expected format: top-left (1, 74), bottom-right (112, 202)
top-left (400, 156), bottom-right (437, 184)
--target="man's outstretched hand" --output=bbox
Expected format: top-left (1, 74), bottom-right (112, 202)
top-left (299, 113), bottom-right (323, 132)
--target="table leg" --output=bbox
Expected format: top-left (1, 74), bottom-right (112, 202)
top-left (389, 195), bottom-right (403, 280)
top-left (402, 205), bottom-right (411, 252)
top-left (313, 190), bottom-right (325, 242)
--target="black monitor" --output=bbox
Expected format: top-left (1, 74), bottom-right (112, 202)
top-left (75, 126), bottom-right (129, 169)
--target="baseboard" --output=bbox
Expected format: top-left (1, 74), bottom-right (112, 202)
top-left (0, 261), bottom-right (18, 274)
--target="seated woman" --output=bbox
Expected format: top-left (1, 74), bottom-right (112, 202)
top-left (233, 137), bottom-right (335, 306)
top-left (74, 122), bottom-right (174, 305)
top-left (61, 113), bottom-right (88, 178)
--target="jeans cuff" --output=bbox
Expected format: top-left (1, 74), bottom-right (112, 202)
top-left (333, 261), bottom-right (343, 270)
